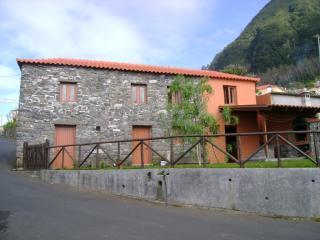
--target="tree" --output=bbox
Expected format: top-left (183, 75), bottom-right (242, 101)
top-left (221, 64), bottom-right (249, 76)
top-left (222, 106), bottom-right (239, 126)
top-left (260, 57), bottom-right (320, 87)
top-left (166, 75), bottom-right (219, 165)
top-left (3, 113), bottom-right (17, 139)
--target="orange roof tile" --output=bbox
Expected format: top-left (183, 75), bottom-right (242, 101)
top-left (306, 118), bottom-right (320, 123)
top-left (16, 58), bottom-right (260, 82)
top-left (220, 104), bottom-right (320, 112)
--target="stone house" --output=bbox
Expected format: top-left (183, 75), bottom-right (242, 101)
top-left (16, 58), bottom-right (262, 167)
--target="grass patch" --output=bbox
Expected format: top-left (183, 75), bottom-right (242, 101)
top-left (312, 217), bottom-right (320, 222)
top-left (168, 159), bottom-right (315, 169)
top-left (75, 159), bottom-right (317, 170)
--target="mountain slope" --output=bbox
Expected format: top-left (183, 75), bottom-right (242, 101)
top-left (209, 0), bottom-right (320, 74)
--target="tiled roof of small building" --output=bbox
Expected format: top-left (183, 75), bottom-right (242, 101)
top-left (17, 58), bottom-right (260, 82)
top-left (220, 104), bottom-right (320, 113)
top-left (256, 84), bottom-right (276, 90)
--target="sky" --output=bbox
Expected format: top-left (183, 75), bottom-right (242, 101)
top-left (0, 0), bottom-right (269, 125)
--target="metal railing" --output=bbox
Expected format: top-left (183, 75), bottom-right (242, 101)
top-left (23, 130), bottom-right (320, 170)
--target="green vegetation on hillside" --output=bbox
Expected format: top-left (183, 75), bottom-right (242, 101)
top-left (209, 0), bottom-right (320, 87)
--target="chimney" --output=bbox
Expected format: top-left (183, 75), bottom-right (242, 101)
top-left (300, 89), bottom-right (311, 106)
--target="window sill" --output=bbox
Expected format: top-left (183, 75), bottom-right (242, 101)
top-left (131, 103), bottom-right (148, 105)
top-left (60, 102), bottom-right (78, 104)
top-left (223, 103), bottom-right (238, 105)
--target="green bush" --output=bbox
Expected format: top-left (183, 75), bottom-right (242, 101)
top-left (3, 119), bottom-right (16, 130)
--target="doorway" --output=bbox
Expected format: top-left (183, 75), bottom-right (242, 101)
top-left (225, 125), bottom-right (238, 163)
top-left (132, 126), bottom-right (152, 165)
top-left (54, 125), bottom-right (76, 169)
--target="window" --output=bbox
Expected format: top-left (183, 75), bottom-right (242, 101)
top-left (172, 91), bottom-right (182, 104)
top-left (131, 84), bottom-right (147, 104)
top-left (223, 86), bottom-right (237, 104)
top-left (167, 86), bottom-right (182, 104)
top-left (60, 83), bottom-right (77, 102)
top-left (305, 93), bottom-right (310, 99)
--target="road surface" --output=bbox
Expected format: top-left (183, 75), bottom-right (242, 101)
top-left (0, 138), bottom-right (319, 240)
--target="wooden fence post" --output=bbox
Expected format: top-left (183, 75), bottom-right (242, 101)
top-left (23, 142), bottom-right (28, 170)
top-left (140, 141), bottom-right (144, 168)
top-left (96, 144), bottom-right (100, 168)
top-left (276, 134), bottom-right (282, 168)
top-left (170, 138), bottom-right (174, 167)
top-left (237, 136), bottom-right (244, 168)
top-left (45, 139), bottom-right (50, 169)
top-left (62, 147), bottom-right (65, 169)
top-left (117, 142), bottom-right (121, 168)
top-left (313, 132), bottom-right (320, 167)
top-left (201, 137), bottom-right (206, 165)
top-left (77, 145), bottom-right (81, 169)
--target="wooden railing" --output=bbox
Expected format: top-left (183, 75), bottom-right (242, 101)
top-left (23, 140), bottom-right (49, 170)
top-left (23, 130), bottom-right (320, 170)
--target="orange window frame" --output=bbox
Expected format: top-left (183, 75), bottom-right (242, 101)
top-left (167, 86), bottom-right (182, 104)
top-left (172, 91), bottom-right (182, 104)
top-left (60, 83), bottom-right (78, 103)
top-left (223, 85), bottom-right (237, 105)
top-left (131, 84), bottom-right (147, 104)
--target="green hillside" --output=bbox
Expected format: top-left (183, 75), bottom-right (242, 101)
top-left (209, 0), bottom-right (320, 85)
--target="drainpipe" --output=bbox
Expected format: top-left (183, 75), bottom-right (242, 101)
top-left (157, 170), bottom-right (170, 205)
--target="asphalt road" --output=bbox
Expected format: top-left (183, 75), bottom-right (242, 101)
top-left (0, 138), bottom-right (319, 240)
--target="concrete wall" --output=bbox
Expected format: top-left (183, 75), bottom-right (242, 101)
top-left (40, 168), bottom-right (320, 218)
top-left (257, 92), bottom-right (320, 107)
top-left (271, 94), bottom-right (320, 106)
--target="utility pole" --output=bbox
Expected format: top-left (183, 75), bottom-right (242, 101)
top-left (316, 34), bottom-right (320, 62)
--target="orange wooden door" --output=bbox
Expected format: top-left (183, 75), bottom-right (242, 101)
top-left (132, 126), bottom-right (152, 165)
top-left (54, 125), bottom-right (76, 169)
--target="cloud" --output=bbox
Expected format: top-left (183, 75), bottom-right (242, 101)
top-left (0, 0), bottom-right (216, 64)
top-left (0, 65), bottom-right (20, 90)
top-left (0, 0), bottom-right (218, 119)
top-left (0, 92), bottom-right (19, 104)
top-left (1, 0), bottom-right (145, 62)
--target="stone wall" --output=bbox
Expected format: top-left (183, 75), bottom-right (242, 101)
top-left (16, 64), bottom-right (189, 166)
top-left (40, 168), bottom-right (320, 218)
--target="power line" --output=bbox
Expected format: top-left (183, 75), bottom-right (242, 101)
top-left (0, 98), bottom-right (18, 104)
top-left (0, 74), bottom-right (20, 78)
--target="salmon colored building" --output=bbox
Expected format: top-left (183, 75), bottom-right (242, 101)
top-left (207, 78), bottom-right (260, 162)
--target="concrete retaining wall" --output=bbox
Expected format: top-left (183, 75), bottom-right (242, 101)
top-left (40, 168), bottom-right (320, 218)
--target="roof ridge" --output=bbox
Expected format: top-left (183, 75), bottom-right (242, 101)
top-left (16, 58), bottom-right (260, 82)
